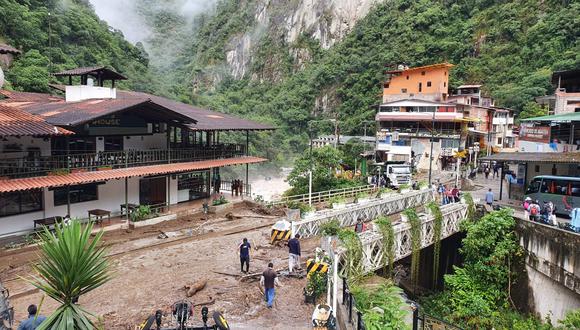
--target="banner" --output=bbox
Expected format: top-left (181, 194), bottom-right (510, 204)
top-left (519, 124), bottom-right (550, 143)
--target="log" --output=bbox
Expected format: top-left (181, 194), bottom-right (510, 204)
top-left (192, 297), bottom-right (215, 307)
top-left (184, 279), bottom-right (207, 297)
top-left (212, 270), bottom-right (241, 277)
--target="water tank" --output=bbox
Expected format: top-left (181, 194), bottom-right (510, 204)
top-left (87, 78), bottom-right (94, 86)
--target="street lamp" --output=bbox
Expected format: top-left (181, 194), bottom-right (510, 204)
top-left (473, 142), bottom-right (480, 167)
top-left (468, 147), bottom-right (474, 164)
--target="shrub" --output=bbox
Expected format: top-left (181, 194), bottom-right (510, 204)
top-left (211, 195), bottom-right (229, 206)
top-left (320, 219), bottom-right (341, 236)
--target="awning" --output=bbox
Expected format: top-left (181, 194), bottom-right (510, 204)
top-left (521, 112), bottom-right (580, 123)
top-left (0, 157), bottom-right (266, 193)
top-left (480, 152), bottom-right (580, 164)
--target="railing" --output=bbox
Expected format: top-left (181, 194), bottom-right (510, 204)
top-left (217, 180), bottom-right (252, 197)
top-left (268, 185), bottom-right (377, 206)
top-left (0, 144), bottom-right (246, 178)
top-left (413, 308), bottom-right (463, 330)
top-left (292, 189), bottom-right (433, 238)
top-left (342, 277), bottom-right (366, 330)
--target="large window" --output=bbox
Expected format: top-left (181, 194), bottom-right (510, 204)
top-left (0, 190), bottom-right (43, 217)
top-left (54, 184), bottom-right (98, 206)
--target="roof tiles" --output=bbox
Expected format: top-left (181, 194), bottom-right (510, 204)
top-left (0, 104), bottom-right (73, 136)
top-left (0, 156), bottom-right (266, 192)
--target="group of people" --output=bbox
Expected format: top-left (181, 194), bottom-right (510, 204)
top-left (231, 179), bottom-right (244, 196)
top-left (370, 173), bottom-right (388, 188)
top-left (238, 234), bottom-right (302, 309)
top-left (483, 162), bottom-right (502, 179)
top-left (436, 183), bottom-right (461, 205)
top-left (523, 197), bottom-right (557, 226)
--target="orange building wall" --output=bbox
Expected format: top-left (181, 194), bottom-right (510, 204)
top-left (383, 67), bottom-right (450, 97)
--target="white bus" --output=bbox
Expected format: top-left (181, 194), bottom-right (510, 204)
top-left (524, 175), bottom-right (580, 216)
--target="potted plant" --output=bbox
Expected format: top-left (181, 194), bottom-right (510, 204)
top-left (328, 196), bottom-right (346, 210)
top-left (398, 184), bottom-right (411, 193)
top-left (303, 271), bottom-right (327, 304)
top-left (355, 192), bottom-right (370, 204)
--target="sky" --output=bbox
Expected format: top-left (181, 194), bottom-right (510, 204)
top-left (88, 0), bottom-right (216, 44)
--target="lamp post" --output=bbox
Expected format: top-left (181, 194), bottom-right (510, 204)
top-left (474, 142), bottom-right (480, 167)
top-left (428, 109), bottom-right (436, 185)
top-left (468, 147), bottom-right (474, 164)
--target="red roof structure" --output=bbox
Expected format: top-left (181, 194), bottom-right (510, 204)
top-left (0, 104), bottom-right (73, 136)
top-left (0, 156), bottom-right (266, 192)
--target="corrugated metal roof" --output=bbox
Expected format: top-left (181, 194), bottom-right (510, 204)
top-left (0, 44), bottom-right (21, 54)
top-left (480, 152), bottom-right (580, 163)
top-left (0, 156), bottom-right (266, 192)
top-left (53, 66), bottom-right (127, 80)
top-left (521, 112), bottom-right (580, 122)
top-left (386, 63), bottom-right (453, 74)
top-left (0, 90), bottom-right (64, 104)
top-left (0, 104), bottom-right (73, 136)
top-left (457, 84), bottom-right (482, 89)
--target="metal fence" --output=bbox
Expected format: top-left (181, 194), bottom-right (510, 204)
top-left (342, 277), bottom-right (366, 330)
top-left (218, 180), bottom-right (252, 197)
top-left (269, 185), bottom-right (377, 206)
top-left (413, 308), bottom-right (463, 330)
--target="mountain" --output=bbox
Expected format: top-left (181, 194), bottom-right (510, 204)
top-left (0, 0), bottom-right (156, 93)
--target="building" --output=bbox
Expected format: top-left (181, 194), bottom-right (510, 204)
top-left (0, 43), bottom-right (21, 70)
top-left (0, 66), bottom-right (273, 237)
top-left (450, 85), bottom-right (516, 151)
top-left (541, 69), bottom-right (580, 115)
top-left (519, 112), bottom-right (580, 152)
top-left (312, 135), bottom-right (375, 148)
top-left (382, 63), bottom-right (453, 104)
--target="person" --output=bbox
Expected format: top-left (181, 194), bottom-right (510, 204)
top-left (484, 166), bottom-right (490, 179)
top-left (451, 185), bottom-right (460, 203)
top-left (492, 163), bottom-right (499, 179)
top-left (260, 262), bottom-right (281, 308)
top-left (238, 238), bottom-right (251, 273)
top-left (485, 188), bottom-right (494, 206)
top-left (287, 234), bottom-right (301, 272)
top-left (18, 304), bottom-right (46, 330)
top-left (528, 200), bottom-right (541, 222)
top-left (354, 219), bottom-right (366, 233)
top-left (523, 197), bottom-right (531, 219)
top-left (437, 183), bottom-right (445, 202)
top-left (542, 201), bottom-right (557, 226)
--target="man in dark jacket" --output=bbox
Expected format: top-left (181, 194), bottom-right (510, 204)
top-left (238, 238), bottom-right (251, 273)
top-left (260, 262), bottom-right (281, 308)
top-left (287, 234), bottom-right (301, 272)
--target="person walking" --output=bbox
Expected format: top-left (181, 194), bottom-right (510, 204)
top-left (484, 166), bottom-right (490, 179)
top-left (238, 237), bottom-right (251, 273)
top-left (18, 304), bottom-right (46, 330)
top-left (493, 163), bottom-right (500, 179)
top-left (485, 188), bottom-right (494, 206)
top-left (451, 185), bottom-right (460, 203)
top-left (437, 183), bottom-right (444, 203)
top-left (260, 262), bottom-right (281, 309)
top-left (354, 218), bottom-right (366, 233)
top-left (288, 234), bottom-right (301, 272)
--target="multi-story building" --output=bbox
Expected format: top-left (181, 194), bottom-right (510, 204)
top-left (536, 69), bottom-right (580, 115)
top-left (450, 85), bottom-right (516, 151)
top-left (0, 66), bottom-right (272, 237)
top-left (376, 63), bottom-right (463, 170)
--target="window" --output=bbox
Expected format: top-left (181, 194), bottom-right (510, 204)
top-left (0, 190), bottom-right (43, 217)
top-left (384, 83), bottom-right (389, 88)
top-left (54, 184), bottom-right (98, 206)
top-left (535, 165), bottom-right (540, 172)
top-left (104, 136), bottom-right (123, 151)
top-left (427, 81), bottom-right (432, 87)
top-left (441, 139), bottom-right (460, 148)
top-left (444, 82), bottom-right (446, 87)
top-left (406, 76), bottom-right (409, 80)
top-left (418, 82), bottom-right (422, 92)
top-left (421, 71), bottom-right (426, 76)
top-left (401, 88), bottom-right (408, 93)
top-left (525, 179), bottom-right (541, 194)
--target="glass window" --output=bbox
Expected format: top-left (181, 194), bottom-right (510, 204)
top-left (54, 184), bottom-right (98, 206)
top-left (0, 190), bottom-right (42, 217)
top-left (571, 182), bottom-right (580, 197)
top-left (526, 179), bottom-right (541, 194)
top-left (427, 81), bottom-right (432, 87)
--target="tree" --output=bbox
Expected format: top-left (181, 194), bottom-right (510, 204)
top-left (518, 101), bottom-right (549, 121)
top-left (6, 50), bottom-right (50, 93)
top-left (27, 221), bottom-right (111, 329)
top-left (286, 145), bottom-right (361, 195)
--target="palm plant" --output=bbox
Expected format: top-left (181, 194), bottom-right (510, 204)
top-left (26, 221), bottom-right (111, 329)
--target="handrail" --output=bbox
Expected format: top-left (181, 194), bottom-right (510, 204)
top-left (269, 185), bottom-right (377, 206)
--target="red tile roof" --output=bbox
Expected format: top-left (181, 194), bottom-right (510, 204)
top-left (0, 90), bottom-right (64, 105)
top-left (117, 91), bottom-right (274, 131)
top-left (0, 156), bottom-right (267, 192)
top-left (0, 104), bottom-right (73, 136)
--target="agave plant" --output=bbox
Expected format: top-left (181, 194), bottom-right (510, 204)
top-left (26, 221), bottom-right (111, 330)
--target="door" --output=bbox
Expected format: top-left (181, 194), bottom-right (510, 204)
top-left (139, 176), bottom-right (167, 206)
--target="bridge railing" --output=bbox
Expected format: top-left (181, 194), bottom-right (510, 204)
top-left (268, 185), bottom-right (377, 206)
top-left (292, 189), bottom-right (433, 239)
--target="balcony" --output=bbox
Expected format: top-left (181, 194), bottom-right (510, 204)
top-left (0, 143), bottom-right (246, 179)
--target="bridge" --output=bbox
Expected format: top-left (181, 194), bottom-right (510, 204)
top-left (291, 188), bottom-right (433, 238)
top-left (322, 201), bottom-right (468, 276)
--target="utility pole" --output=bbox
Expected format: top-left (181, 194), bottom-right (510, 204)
top-left (428, 109), bottom-right (436, 185)
top-left (333, 117), bottom-right (339, 148)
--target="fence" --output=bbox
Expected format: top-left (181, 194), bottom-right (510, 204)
top-left (217, 180), bottom-right (252, 197)
top-left (342, 277), bottom-right (366, 330)
top-left (413, 308), bottom-right (463, 330)
top-left (269, 185), bottom-right (377, 206)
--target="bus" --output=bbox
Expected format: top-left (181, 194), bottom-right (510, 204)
top-left (524, 175), bottom-right (580, 216)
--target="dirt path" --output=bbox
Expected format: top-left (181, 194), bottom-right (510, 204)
top-left (3, 207), bottom-right (318, 329)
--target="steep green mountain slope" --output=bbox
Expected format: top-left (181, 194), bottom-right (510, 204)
top-left (150, 0), bottom-right (579, 159)
top-left (0, 0), bottom-right (155, 92)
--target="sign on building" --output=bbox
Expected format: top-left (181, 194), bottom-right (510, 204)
top-left (519, 124), bottom-right (550, 143)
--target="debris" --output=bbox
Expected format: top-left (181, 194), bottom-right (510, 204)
top-left (225, 213), bottom-right (242, 221)
top-left (212, 271), bottom-right (241, 277)
top-left (192, 297), bottom-right (215, 307)
top-left (184, 279), bottom-right (207, 297)
top-left (157, 231), bottom-right (168, 239)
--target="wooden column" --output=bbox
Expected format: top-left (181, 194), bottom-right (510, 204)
top-left (125, 177), bottom-right (129, 221)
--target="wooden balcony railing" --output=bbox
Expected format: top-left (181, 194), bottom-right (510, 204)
top-left (0, 144), bottom-right (246, 179)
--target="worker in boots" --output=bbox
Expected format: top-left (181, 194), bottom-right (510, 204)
top-left (260, 262), bottom-right (281, 308)
top-left (238, 237), bottom-right (251, 273)
top-left (288, 234), bottom-right (301, 272)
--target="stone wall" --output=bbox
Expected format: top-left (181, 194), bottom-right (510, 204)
top-left (514, 218), bottom-right (580, 322)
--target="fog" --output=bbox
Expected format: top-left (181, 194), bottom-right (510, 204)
top-left (88, 0), bottom-right (217, 44)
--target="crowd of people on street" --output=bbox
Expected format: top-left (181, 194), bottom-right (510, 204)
top-left (523, 197), bottom-right (558, 226)
top-left (436, 183), bottom-right (462, 205)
